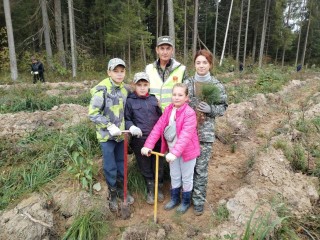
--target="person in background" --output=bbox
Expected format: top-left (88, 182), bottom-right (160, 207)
top-left (145, 36), bottom-right (187, 111)
top-left (88, 58), bottom-right (134, 212)
top-left (141, 83), bottom-right (200, 214)
top-left (124, 72), bottom-right (164, 205)
top-left (184, 49), bottom-right (228, 216)
top-left (239, 62), bottom-right (244, 72)
top-left (31, 56), bottom-right (45, 83)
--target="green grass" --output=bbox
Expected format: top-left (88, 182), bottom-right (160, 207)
top-left (242, 205), bottom-right (288, 240)
top-left (0, 85), bottom-right (91, 113)
top-left (0, 122), bottom-right (99, 210)
top-left (214, 203), bottom-right (229, 223)
top-left (62, 210), bottom-right (108, 240)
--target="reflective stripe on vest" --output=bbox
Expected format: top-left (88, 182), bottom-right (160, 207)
top-left (146, 64), bottom-right (185, 110)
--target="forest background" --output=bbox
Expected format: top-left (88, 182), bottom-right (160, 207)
top-left (1, 0), bottom-right (320, 83)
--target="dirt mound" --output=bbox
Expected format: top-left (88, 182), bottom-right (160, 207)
top-left (0, 104), bottom-right (88, 139)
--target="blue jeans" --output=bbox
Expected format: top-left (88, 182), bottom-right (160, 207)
top-left (101, 140), bottom-right (124, 188)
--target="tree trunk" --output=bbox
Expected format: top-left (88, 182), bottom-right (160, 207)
top-left (192, 0), bottom-right (199, 58)
top-left (167, 0), bottom-right (175, 56)
top-left (243, 0), bottom-right (250, 67)
top-left (128, 36), bottom-right (131, 75)
top-left (183, 0), bottom-right (188, 65)
top-left (159, 0), bottom-right (164, 36)
top-left (301, 9), bottom-right (311, 67)
top-left (296, 0), bottom-right (306, 66)
top-left (252, 21), bottom-right (258, 63)
top-left (54, 0), bottom-right (66, 68)
top-left (3, 0), bottom-right (17, 81)
top-left (41, 0), bottom-right (53, 69)
top-left (156, 0), bottom-right (159, 39)
top-left (219, 0), bottom-right (234, 66)
top-left (68, 0), bottom-right (77, 77)
top-left (281, 48), bottom-right (285, 67)
top-left (213, 0), bottom-right (219, 61)
top-left (63, 13), bottom-right (68, 53)
top-left (236, 0), bottom-right (244, 66)
top-left (258, 0), bottom-right (270, 68)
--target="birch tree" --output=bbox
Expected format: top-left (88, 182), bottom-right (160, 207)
top-left (243, 0), bottom-right (251, 67)
top-left (167, 0), bottom-right (175, 55)
top-left (219, 0), bottom-right (234, 66)
top-left (3, 0), bottom-right (17, 81)
top-left (213, 0), bottom-right (219, 60)
top-left (54, 0), bottom-right (66, 68)
top-left (258, 0), bottom-right (270, 68)
top-left (183, 0), bottom-right (188, 64)
top-left (41, 0), bottom-right (53, 69)
top-left (300, 7), bottom-right (311, 67)
top-left (236, 0), bottom-right (244, 66)
top-left (192, 0), bottom-right (199, 58)
top-left (68, 0), bottom-right (77, 77)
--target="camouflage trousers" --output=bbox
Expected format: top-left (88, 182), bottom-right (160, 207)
top-left (192, 142), bottom-right (213, 207)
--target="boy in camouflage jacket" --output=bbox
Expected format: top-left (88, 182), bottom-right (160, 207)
top-left (88, 58), bottom-right (134, 212)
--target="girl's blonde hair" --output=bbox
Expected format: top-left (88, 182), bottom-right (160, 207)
top-left (173, 83), bottom-right (188, 96)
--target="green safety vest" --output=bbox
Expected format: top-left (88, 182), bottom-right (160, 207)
top-left (146, 64), bottom-right (186, 111)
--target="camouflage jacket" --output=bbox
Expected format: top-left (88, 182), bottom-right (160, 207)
top-left (88, 77), bottom-right (130, 142)
top-left (184, 75), bottom-right (228, 142)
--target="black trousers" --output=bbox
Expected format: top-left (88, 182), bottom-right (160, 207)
top-left (33, 72), bottom-right (45, 83)
top-left (130, 138), bottom-right (163, 183)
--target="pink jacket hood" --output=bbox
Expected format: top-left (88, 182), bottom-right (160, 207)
top-left (144, 103), bottom-right (200, 162)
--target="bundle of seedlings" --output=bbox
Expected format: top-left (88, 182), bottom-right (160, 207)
top-left (194, 82), bottom-right (221, 126)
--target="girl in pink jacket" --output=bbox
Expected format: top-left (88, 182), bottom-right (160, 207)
top-left (141, 83), bottom-right (200, 214)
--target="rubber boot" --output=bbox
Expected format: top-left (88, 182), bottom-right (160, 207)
top-left (193, 205), bottom-right (204, 216)
top-left (164, 187), bottom-right (181, 210)
top-left (108, 187), bottom-right (118, 212)
top-left (158, 183), bottom-right (164, 202)
top-left (176, 191), bottom-right (191, 214)
top-left (116, 180), bottom-right (134, 205)
top-left (146, 180), bottom-right (155, 205)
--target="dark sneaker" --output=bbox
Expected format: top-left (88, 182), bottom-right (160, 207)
top-left (194, 205), bottom-right (204, 216)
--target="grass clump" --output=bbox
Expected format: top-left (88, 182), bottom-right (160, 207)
top-left (0, 122), bottom-right (99, 210)
top-left (62, 210), bottom-right (108, 240)
top-left (215, 203), bottom-right (229, 223)
top-left (242, 205), bottom-right (288, 240)
top-left (255, 68), bottom-right (289, 93)
top-left (127, 160), bottom-right (146, 196)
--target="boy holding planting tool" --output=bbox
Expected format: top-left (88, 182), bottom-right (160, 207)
top-left (124, 72), bottom-right (164, 205)
top-left (88, 58), bottom-right (134, 212)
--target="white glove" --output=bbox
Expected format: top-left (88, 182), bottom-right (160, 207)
top-left (141, 147), bottom-right (151, 156)
top-left (165, 153), bottom-right (177, 163)
top-left (129, 125), bottom-right (142, 137)
top-left (34, 71), bottom-right (39, 74)
top-left (31, 71), bottom-right (33, 74)
top-left (107, 124), bottom-right (121, 136)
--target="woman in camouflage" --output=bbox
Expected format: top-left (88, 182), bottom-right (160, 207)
top-left (184, 50), bottom-right (228, 215)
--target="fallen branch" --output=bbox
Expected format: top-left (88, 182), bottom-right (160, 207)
top-left (21, 211), bottom-right (52, 228)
